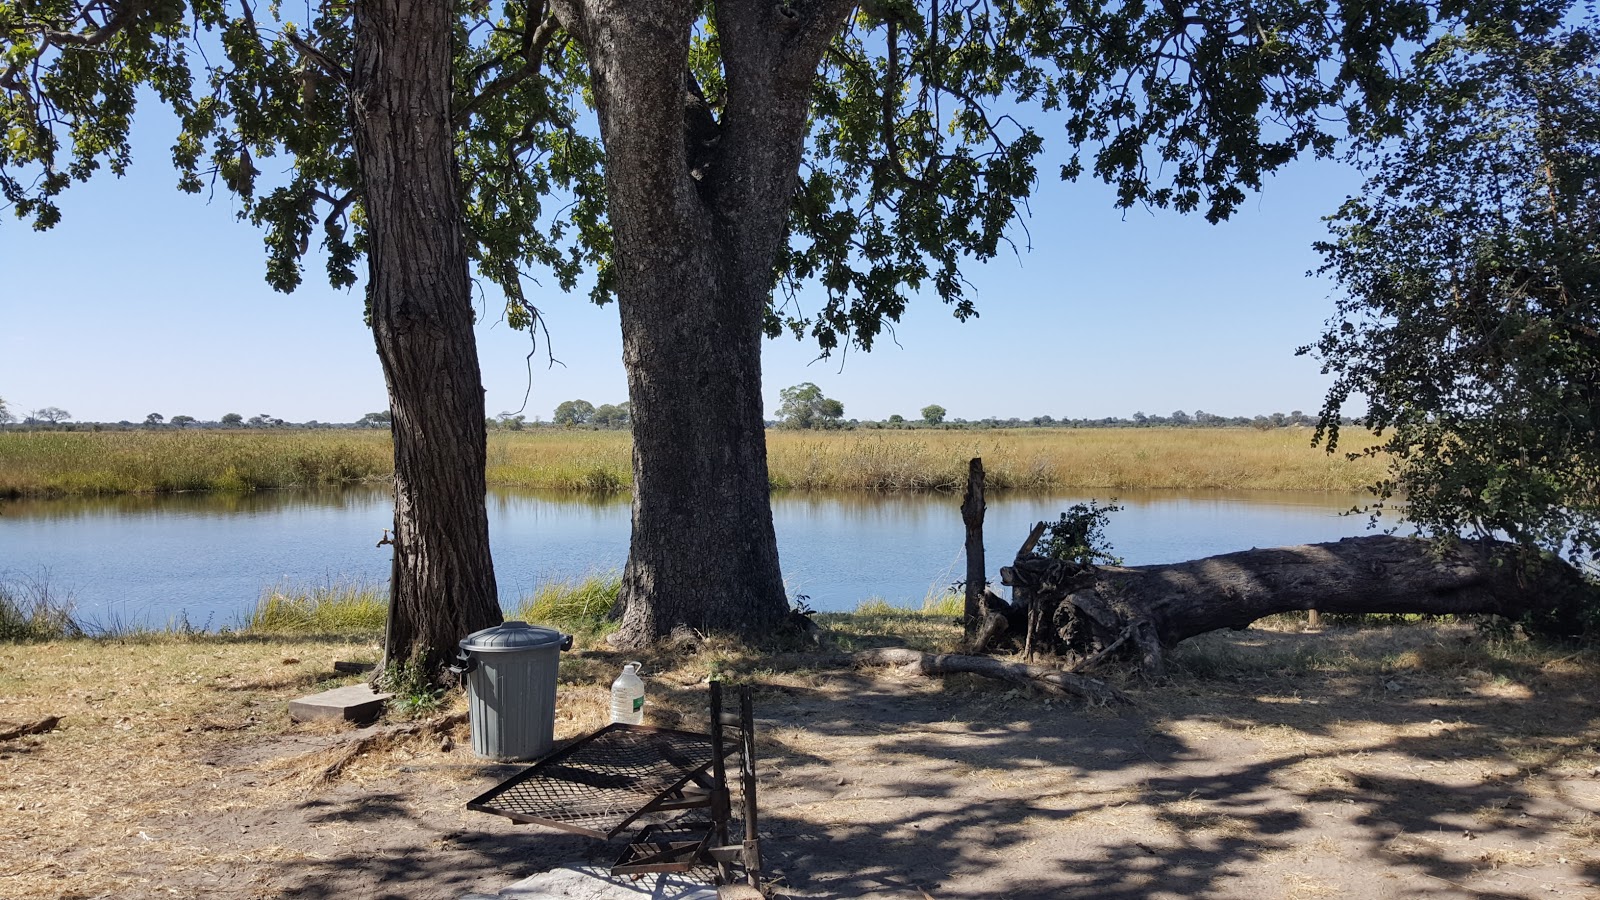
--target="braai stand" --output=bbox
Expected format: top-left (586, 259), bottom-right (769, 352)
top-left (467, 682), bottom-right (761, 890)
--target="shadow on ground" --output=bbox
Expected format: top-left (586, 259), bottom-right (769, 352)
top-left (225, 629), bottom-right (1600, 899)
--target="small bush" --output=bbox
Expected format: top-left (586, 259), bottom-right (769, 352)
top-left (510, 573), bottom-right (621, 637)
top-left (381, 653), bottom-right (448, 718)
top-left (853, 597), bottom-right (902, 616)
top-left (245, 582), bottom-right (388, 634)
top-left (0, 574), bottom-right (82, 641)
top-left (852, 594), bottom-right (965, 617)
top-left (1035, 500), bottom-right (1123, 567)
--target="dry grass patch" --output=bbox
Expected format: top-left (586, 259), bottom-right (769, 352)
top-left (3, 426), bottom-right (1386, 497)
top-left (0, 429), bottom-right (391, 496)
top-left (0, 635), bottom-right (376, 899)
top-left (1275, 872), bottom-right (1342, 900)
top-left (762, 427), bottom-right (1385, 493)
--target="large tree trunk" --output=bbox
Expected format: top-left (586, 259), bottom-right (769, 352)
top-left (352, 0), bottom-right (501, 672)
top-left (999, 535), bottom-right (1596, 677)
top-left (610, 229), bottom-right (789, 643)
top-left (552, 0), bottom-right (846, 647)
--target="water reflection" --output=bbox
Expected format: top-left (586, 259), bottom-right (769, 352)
top-left (0, 486), bottom-right (1385, 628)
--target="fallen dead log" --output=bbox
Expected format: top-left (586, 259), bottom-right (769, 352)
top-left (846, 648), bottom-right (1129, 705)
top-left (1004, 534), bottom-right (1596, 678)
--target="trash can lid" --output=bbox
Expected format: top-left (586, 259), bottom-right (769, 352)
top-left (459, 621), bottom-right (567, 653)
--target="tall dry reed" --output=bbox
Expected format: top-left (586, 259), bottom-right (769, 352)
top-left (763, 427), bottom-right (1383, 492)
top-left (0, 426), bottom-right (1384, 497)
top-left (489, 427), bottom-right (1383, 492)
top-left (0, 430), bottom-right (391, 497)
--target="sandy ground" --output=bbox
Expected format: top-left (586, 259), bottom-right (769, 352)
top-left (3, 627), bottom-right (1598, 899)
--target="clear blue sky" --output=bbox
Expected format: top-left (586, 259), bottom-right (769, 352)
top-left (1, 103), bottom-right (1365, 425)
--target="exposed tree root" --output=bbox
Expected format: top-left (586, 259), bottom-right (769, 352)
top-left (845, 648), bottom-right (1130, 706)
top-left (0, 716), bottom-right (60, 741)
top-left (315, 711), bottom-right (468, 785)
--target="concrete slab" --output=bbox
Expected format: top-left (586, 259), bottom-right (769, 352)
top-left (462, 864), bottom-right (718, 899)
top-left (287, 683), bottom-right (392, 724)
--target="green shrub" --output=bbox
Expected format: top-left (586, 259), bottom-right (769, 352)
top-left (381, 653), bottom-right (448, 718)
top-left (510, 573), bottom-right (621, 636)
top-left (1035, 500), bottom-right (1123, 567)
top-left (245, 582), bottom-right (388, 634)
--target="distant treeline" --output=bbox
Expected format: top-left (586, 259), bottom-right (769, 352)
top-left (847, 410), bottom-right (1354, 430)
top-left (1, 417), bottom-right (385, 432)
top-left (777, 409), bottom-right (1362, 430)
top-left (0, 408), bottom-right (1359, 432)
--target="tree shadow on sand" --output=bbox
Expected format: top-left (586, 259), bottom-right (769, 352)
top-left (260, 628), bottom-right (1598, 899)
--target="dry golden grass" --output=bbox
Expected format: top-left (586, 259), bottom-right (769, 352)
top-left (489, 426), bottom-right (1388, 492)
top-left (0, 635), bottom-right (378, 899)
top-left (1, 426), bottom-right (1386, 497)
top-left (762, 426), bottom-right (1385, 492)
top-left (0, 430), bottom-right (391, 497)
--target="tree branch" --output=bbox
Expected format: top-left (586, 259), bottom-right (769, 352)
top-left (3, 0), bottom-right (151, 105)
top-left (31, 0), bottom-right (146, 48)
top-left (285, 32), bottom-right (351, 86)
top-left (455, 8), bottom-right (563, 127)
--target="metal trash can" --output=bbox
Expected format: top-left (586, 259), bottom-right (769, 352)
top-left (452, 621), bottom-right (572, 761)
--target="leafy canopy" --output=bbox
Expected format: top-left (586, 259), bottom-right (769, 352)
top-left (776, 382), bottom-right (846, 429)
top-left (591, 402), bottom-right (630, 429)
top-left (1303, 19), bottom-right (1600, 561)
top-left (5, 0), bottom-right (1573, 352)
top-left (552, 398), bottom-right (595, 426)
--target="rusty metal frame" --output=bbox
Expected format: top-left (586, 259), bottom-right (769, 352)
top-left (468, 682), bottom-right (762, 888)
top-left (609, 822), bottom-right (715, 876)
top-left (465, 723), bottom-right (727, 839)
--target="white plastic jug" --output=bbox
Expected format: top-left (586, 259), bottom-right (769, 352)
top-left (610, 661), bottom-right (646, 725)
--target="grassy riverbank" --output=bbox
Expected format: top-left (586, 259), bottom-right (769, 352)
top-left (7, 572), bottom-right (969, 644)
top-left (0, 426), bottom-right (1384, 498)
top-left (243, 575), bottom-right (625, 640)
top-left (0, 430), bottom-right (392, 497)
top-left (1, 572), bottom-right (629, 641)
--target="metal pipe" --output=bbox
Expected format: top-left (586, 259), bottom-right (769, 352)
top-left (707, 681), bottom-right (733, 885)
top-left (739, 685), bottom-right (761, 887)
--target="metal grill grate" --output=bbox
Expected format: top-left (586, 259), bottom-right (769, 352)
top-left (467, 724), bottom-right (726, 839)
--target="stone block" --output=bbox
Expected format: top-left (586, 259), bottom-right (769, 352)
top-left (287, 683), bottom-right (392, 725)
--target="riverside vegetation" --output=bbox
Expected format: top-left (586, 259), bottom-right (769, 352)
top-left (4, 569), bottom-right (965, 644)
top-left (0, 426), bottom-right (1383, 498)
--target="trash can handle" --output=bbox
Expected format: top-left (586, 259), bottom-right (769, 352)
top-left (560, 633), bottom-right (574, 651)
top-left (447, 650), bottom-right (478, 676)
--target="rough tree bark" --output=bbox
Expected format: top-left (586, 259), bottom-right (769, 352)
top-left (551, 1), bottom-right (848, 647)
top-left (352, 0), bottom-right (501, 672)
top-left (998, 535), bottom-right (1596, 677)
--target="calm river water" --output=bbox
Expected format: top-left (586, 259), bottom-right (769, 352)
top-left (0, 487), bottom-right (1387, 629)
